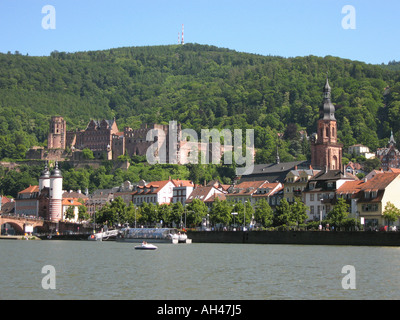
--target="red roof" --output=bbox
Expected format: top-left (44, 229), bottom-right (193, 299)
top-left (18, 185), bottom-right (39, 194)
top-left (360, 172), bottom-right (400, 191)
top-left (1, 196), bottom-right (11, 204)
top-left (172, 179), bottom-right (194, 187)
top-left (62, 198), bottom-right (84, 206)
top-left (355, 172), bottom-right (400, 203)
top-left (132, 180), bottom-right (173, 195)
top-left (252, 182), bottom-right (282, 197)
top-left (204, 193), bottom-right (227, 203)
top-left (336, 180), bottom-right (364, 194)
top-left (227, 180), bottom-right (267, 196)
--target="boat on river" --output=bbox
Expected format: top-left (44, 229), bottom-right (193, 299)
top-left (116, 227), bottom-right (191, 244)
top-left (134, 242), bottom-right (158, 250)
top-left (88, 229), bottom-right (119, 241)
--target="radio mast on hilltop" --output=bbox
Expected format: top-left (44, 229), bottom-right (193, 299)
top-left (181, 24), bottom-right (184, 44)
top-left (177, 24), bottom-right (184, 45)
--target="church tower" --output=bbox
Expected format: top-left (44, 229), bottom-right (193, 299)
top-left (311, 77), bottom-right (343, 170)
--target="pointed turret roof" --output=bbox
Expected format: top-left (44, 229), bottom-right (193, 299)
top-left (389, 130), bottom-right (396, 146)
top-left (50, 161), bottom-right (62, 178)
top-left (40, 162), bottom-right (50, 179)
top-left (321, 76), bottom-right (336, 121)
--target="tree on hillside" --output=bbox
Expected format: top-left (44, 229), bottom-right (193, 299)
top-left (82, 148), bottom-right (95, 160)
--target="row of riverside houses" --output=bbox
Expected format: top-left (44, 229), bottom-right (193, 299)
top-left (3, 78), bottom-right (400, 230)
top-left (5, 163), bottom-right (400, 230)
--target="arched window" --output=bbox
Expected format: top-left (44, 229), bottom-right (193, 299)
top-left (332, 155), bottom-right (338, 170)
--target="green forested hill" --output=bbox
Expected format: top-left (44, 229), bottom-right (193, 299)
top-left (1, 43), bottom-right (400, 163)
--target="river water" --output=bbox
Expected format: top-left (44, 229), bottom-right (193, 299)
top-left (0, 240), bottom-right (399, 300)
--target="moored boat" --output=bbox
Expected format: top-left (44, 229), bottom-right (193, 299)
top-left (116, 227), bottom-right (191, 244)
top-left (171, 232), bottom-right (192, 244)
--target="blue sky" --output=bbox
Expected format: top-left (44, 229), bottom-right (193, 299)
top-left (0, 0), bottom-right (399, 64)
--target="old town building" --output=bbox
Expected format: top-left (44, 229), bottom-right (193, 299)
top-left (376, 131), bottom-right (400, 170)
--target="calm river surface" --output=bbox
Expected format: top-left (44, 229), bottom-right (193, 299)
top-left (0, 240), bottom-right (399, 300)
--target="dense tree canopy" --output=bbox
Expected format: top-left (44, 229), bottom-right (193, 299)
top-left (1, 44), bottom-right (400, 165)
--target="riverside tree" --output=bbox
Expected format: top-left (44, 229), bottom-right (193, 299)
top-left (185, 198), bottom-right (208, 228)
top-left (273, 199), bottom-right (292, 227)
top-left (95, 196), bottom-right (127, 226)
top-left (209, 198), bottom-right (234, 227)
top-left (233, 200), bottom-right (254, 228)
top-left (327, 198), bottom-right (349, 230)
top-left (290, 197), bottom-right (309, 228)
top-left (382, 202), bottom-right (400, 229)
top-left (253, 198), bottom-right (274, 228)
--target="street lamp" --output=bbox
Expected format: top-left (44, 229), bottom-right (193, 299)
top-left (243, 200), bottom-right (248, 231)
top-left (182, 209), bottom-right (195, 229)
top-left (231, 212), bottom-right (238, 230)
top-left (134, 206), bottom-right (137, 228)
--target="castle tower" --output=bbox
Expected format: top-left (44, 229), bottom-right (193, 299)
top-left (49, 161), bottom-right (63, 222)
top-left (39, 162), bottom-right (50, 194)
top-left (311, 77), bottom-right (343, 170)
top-left (48, 116), bottom-right (66, 149)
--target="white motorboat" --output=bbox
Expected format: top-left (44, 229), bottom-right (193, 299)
top-left (134, 242), bottom-right (158, 250)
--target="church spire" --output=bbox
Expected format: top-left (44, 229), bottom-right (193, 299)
top-left (276, 144), bottom-right (280, 164)
top-left (389, 130), bottom-right (396, 146)
top-left (321, 75), bottom-right (336, 121)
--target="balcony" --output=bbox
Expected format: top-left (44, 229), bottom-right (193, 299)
top-left (293, 190), bottom-right (302, 197)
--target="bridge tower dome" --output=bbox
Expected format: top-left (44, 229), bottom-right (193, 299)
top-left (39, 162), bottom-right (50, 194)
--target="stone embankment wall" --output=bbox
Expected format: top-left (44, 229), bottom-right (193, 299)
top-left (187, 231), bottom-right (400, 246)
